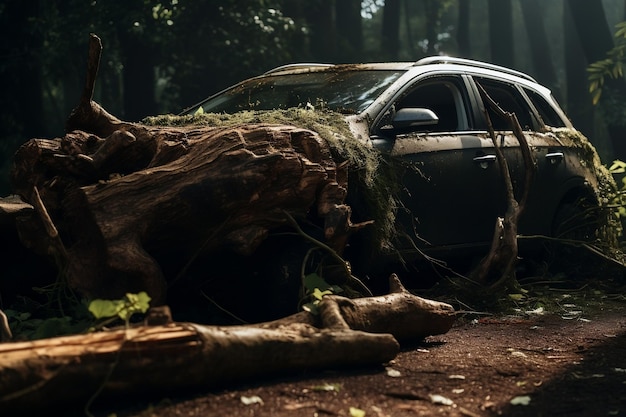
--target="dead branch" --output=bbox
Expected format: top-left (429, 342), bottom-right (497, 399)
top-left (470, 84), bottom-right (536, 288)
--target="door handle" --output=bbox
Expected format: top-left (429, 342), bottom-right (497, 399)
top-left (473, 154), bottom-right (496, 169)
top-left (472, 154), bottom-right (497, 163)
top-left (546, 151), bottom-right (564, 164)
top-left (473, 155), bottom-right (497, 162)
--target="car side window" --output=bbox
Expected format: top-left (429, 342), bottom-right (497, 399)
top-left (395, 78), bottom-right (469, 132)
top-left (522, 88), bottom-right (567, 128)
top-left (474, 77), bottom-right (536, 131)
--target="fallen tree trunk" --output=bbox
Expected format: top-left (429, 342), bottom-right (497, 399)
top-left (10, 34), bottom-right (369, 308)
top-left (0, 275), bottom-right (456, 415)
top-left (0, 324), bottom-right (397, 415)
top-left (13, 123), bottom-right (360, 305)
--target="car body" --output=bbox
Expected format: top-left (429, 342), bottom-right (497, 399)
top-left (180, 56), bottom-right (615, 282)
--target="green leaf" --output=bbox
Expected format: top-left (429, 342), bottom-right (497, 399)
top-left (592, 89), bottom-right (602, 106)
top-left (609, 160), bottom-right (626, 173)
top-left (126, 291), bottom-right (151, 313)
top-left (32, 317), bottom-right (73, 340)
top-left (330, 285), bottom-right (344, 294)
top-left (118, 292), bottom-right (152, 321)
top-left (303, 273), bottom-right (333, 292)
top-left (88, 292), bottom-right (151, 321)
top-left (508, 293), bottom-right (525, 301)
top-left (312, 288), bottom-right (333, 301)
top-left (615, 22), bottom-right (626, 38)
top-left (88, 299), bottom-right (124, 319)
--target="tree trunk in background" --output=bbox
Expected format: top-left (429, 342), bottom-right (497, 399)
top-left (280, 2), bottom-right (311, 62)
top-left (335, 0), bottom-right (363, 62)
top-left (457, 0), bottom-right (471, 57)
top-left (487, 0), bottom-right (514, 68)
top-left (381, 0), bottom-right (401, 60)
top-left (4, 1), bottom-right (45, 140)
top-left (567, 0), bottom-right (614, 63)
top-left (402, 0), bottom-right (416, 56)
top-left (423, 0), bottom-right (440, 55)
top-left (305, 0), bottom-right (336, 62)
top-left (520, 0), bottom-right (561, 102)
top-left (567, 0), bottom-right (626, 161)
top-left (119, 31), bottom-right (158, 121)
top-left (563, 1), bottom-right (595, 146)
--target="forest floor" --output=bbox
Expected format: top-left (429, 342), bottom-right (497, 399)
top-left (85, 277), bottom-right (626, 417)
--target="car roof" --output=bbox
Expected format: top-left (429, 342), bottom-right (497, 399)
top-left (263, 56), bottom-right (539, 86)
top-left (263, 62), bottom-right (416, 74)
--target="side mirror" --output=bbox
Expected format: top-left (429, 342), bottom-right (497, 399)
top-left (392, 108), bottom-right (439, 129)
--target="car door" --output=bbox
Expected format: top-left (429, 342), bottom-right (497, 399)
top-left (371, 74), bottom-right (509, 252)
top-left (515, 85), bottom-right (580, 236)
top-left (471, 76), bottom-right (577, 237)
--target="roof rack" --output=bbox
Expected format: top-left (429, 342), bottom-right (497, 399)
top-left (413, 56), bottom-right (536, 83)
top-left (264, 63), bottom-right (333, 75)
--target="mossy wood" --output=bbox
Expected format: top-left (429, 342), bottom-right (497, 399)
top-left (0, 275), bottom-right (456, 416)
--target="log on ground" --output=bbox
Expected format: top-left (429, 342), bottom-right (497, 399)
top-left (0, 276), bottom-right (456, 415)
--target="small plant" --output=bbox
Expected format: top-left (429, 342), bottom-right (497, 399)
top-left (88, 292), bottom-right (151, 327)
top-left (300, 272), bottom-right (343, 314)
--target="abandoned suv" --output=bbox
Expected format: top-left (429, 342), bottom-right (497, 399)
top-left (181, 56), bottom-right (615, 282)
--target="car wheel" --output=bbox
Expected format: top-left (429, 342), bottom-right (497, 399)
top-left (552, 197), bottom-right (600, 241)
top-left (545, 196), bottom-right (602, 277)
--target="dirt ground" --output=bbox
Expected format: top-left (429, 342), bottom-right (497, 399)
top-left (84, 281), bottom-right (626, 417)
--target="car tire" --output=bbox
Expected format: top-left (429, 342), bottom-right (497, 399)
top-left (545, 196), bottom-right (602, 277)
top-left (552, 198), bottom-right (600, 241)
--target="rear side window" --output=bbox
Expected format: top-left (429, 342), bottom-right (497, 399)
top-left (474, 77), bottom-right (535, 131)
top-left (523, 88), bottom-right (566, 128)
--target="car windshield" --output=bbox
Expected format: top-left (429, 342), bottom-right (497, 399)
top-left (187, 69), bottom-right (404, 115)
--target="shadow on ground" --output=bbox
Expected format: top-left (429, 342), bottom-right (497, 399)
top-left (502, 324), bottom-right (626, 416)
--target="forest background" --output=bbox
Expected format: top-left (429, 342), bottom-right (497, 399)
top-left (2, 0), bottom-right (626, 197)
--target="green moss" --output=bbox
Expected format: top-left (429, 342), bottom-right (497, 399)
top-left (550, 127), bottom-right (623, 256)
